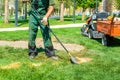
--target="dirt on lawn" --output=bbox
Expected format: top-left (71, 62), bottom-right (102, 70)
top-left (0, 38), bottom-right (84, 52)
top-left (0, 38), bottom-right (94, 69)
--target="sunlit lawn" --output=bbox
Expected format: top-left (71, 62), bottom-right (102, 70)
top-left (0, 27), bottom-right (120, 80)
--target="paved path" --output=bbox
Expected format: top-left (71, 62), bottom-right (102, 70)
top-left (0, 23), bottom-right (85, 32)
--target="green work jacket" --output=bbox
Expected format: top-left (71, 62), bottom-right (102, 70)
top-left (30, 0), bottom-right (55, 18)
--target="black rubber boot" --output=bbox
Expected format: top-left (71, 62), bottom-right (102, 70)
top-left (45, 46), bottom-right (58, 60)
top-left (28, 46), bottom-right (38, 59)
top-left (45, 46), bottom-right (55, 57)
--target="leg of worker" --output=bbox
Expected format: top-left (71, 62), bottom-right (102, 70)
top-left (28, 14), bottom-right (38, 57)
top-left (39, 24), bottom-right (55, 57)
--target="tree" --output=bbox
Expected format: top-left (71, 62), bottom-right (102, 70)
top-left (76, 0), bottom-right (92, 20)
top-left (106, 0), bottom-right (112, 13)
top-left (115, 0), bottom-right (120, 10)
top-left (76, 0), bottom-right (101, 20)
top-left (4, 0), bottom-right (9, 23)
top-left (0, 0), bottom-right (4, 15)
top-left (59, 0), bottom-right (65, 21)
top-left (58, 0), bottom-right (72, 21)
top-left (54, 0), bottom-right (60, 16)
top-left (65, 0), bottom-right (73, 17)
top-left (9, 0), bottom-right (14, 16)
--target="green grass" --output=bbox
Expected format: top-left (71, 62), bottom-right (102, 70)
top-left (49, 16), bottom-right (84, 25)
top-left (0, 27), bottom-right (120, 80)
top-left (0, 19), bottom-right (29, 28)
top-left (0, 16), bottom-right (85, 28)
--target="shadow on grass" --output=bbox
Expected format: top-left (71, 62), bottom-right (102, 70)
top-left (108, 38), bottom-right (120, 47)
top-left (9, 19), bottom-right (29, 26)
top-left (54, 17), bottom-right (82, 21)
top-left (37, 47), bottom-right (45, 53)
top-left (95, 37), bottom-right (120, 47)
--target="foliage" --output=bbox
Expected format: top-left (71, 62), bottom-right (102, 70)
top-left (75, 0), bottom-right (102, 20)
top-left (114, 0), bottom-right (120, 10)
top-left (0, 0), bottom-right (4, 15)
top-left (76, 0), bottom-right (101, 11)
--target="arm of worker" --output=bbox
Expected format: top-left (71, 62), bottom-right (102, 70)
top-left (41, 5), bottom-right (54, 25)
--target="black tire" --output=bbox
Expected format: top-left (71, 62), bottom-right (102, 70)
top-left (101, 35), bottom-right (110, 46)
top-left (80, 25), bottom-right (87, 35)
top-left (88, 29), bottom-right (93, 39)
top-left (81, 27), bottom-right (85, 33)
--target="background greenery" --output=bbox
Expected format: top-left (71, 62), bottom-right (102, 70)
top-left (0, 27), bottom-right (120, 80)
top-left (0, 16), bottom-right (85, 28)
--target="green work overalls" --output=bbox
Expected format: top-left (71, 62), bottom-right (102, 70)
top-left (28, 0), bottom-right (55, 57)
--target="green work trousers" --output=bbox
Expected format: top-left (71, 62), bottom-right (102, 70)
top-left (28, 12), bottom-right (53, 49)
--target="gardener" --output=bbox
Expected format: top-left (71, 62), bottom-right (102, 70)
top-left (28, 0), bottom-right (58, 60)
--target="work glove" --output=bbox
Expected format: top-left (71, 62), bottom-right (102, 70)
top-left (41, 16), bottom-right (48, 26)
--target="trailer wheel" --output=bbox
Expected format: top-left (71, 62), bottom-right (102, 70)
top-left (101, 35), bottom-right (109, 46)
top-left (88, 29), bottom-right (93, 39)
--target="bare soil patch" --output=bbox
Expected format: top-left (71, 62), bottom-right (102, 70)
top-left (0, 38), bottom-right (84, 52)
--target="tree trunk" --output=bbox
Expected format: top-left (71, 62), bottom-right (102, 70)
top-left (4, 0), bottom-right (9, 23)
top-left (60, 1), bottom-right (64, 21)
top-left (68, 6), bottom-right (71, 17)
top-left (82, 8), bottom-right (86, 21)
top-left (24, 2), bottom-right (27, 19)
top-left (106, 0), bottom-right (112, 13)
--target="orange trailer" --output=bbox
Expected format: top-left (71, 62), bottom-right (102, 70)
top-left (97, 18), bottom-right (120, 46)
top-left (97, 20), bottom-right (120, 36)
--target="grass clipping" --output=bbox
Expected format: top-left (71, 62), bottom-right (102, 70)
top-left (0, 62), bottom-right (43, 69)
top-left (76, 57), bottom-right (93, 64)
top-left (0, 62), bottom-right (20, 69)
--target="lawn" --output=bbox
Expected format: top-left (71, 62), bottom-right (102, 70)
top-left (0, 27), bottom-right (120, 80)
top-left (0, 16), bottom-right (85, 28)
